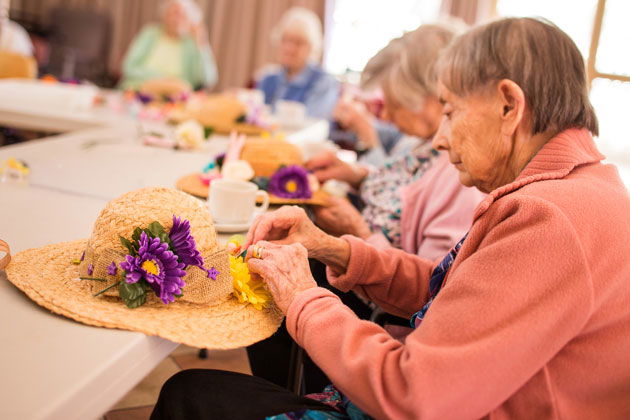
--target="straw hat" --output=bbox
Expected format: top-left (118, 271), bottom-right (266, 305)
top-left (4, 187), bottom-right (283, 349)
top-left (241, 137), bottom-right (304, 177)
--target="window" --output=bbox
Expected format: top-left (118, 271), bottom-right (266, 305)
top-left (496, 0), bottom-right (630, 186)
top-left (323, 0), bottom-right (441, 76)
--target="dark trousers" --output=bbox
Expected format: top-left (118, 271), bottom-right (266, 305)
top-left (247, 259), bottom-right (374, 393)
top-left (150, 369), bottom-right (336, 420)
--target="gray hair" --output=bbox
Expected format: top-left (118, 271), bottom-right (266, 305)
top-left (359, 36), bottom-right (405, 91)
top-left (160, 0), bottom-right (202, 25)
top-left (437, 17), bottom-right (598, 135)
top-left (382, 22), bottom-right (465, 109)
top-left (271, 7), bottom-right (323, 61)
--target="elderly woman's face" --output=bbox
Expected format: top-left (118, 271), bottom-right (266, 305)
top-left (278, 28), bottom-right (311, 73)
top-left (381, 95), bottom-right (442, 139)
top-left (432, 83), bottom-right (514, 193)
top-left (163, 2), bottom-right (190, 37)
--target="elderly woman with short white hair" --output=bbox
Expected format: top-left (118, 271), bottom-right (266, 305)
top-left (119, 0), bottom-right (218, 91)
top-left (256, 7), bottom-right (339, 119)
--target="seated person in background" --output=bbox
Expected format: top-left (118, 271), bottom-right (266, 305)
top-left (332, 36), bottom-right (406, 163)
top-left (119, 0), bottom-right (218, 91)
top-left (310, 23), bottom-right (484, 260)
top-left (256, 7), bottom-right (339, 119)
top-left (0, 20), bottom-right (34, 57)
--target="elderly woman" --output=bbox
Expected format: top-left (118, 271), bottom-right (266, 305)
top-left (257, 7), bottom-right (339, 119)
top-left (119, 0), bottom-right (218, 90)
top-left (152, 18), bottom-right (630, 419)
top-left (312, 24), bottom-right (483, 260)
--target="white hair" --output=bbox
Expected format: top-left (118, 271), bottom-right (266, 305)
top-left (160, 0), bottom-right (202, 25)
top-left (271, 7), bottom-right (323, 61)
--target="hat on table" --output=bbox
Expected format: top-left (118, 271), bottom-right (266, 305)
top-left (4, 187), bottom-right (283, 349)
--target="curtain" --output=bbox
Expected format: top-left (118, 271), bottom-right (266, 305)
top-left (9, 0), bottom-right (325, 90)
top-left (440, 0), bottom-right (496, 25)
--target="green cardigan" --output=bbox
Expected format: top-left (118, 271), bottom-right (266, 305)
top-left (119, 24), bottom-right (218, 90)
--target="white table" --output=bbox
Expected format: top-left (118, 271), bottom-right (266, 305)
top-left (0, 184), bottom-right (178, 420)
top-left (0, 106), bottom-right (329, 419)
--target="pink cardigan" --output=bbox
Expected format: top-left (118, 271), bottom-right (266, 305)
top-left (287, 129), bottom-right (630, 419)
top-left (366, 152), bottom-right (485, 259)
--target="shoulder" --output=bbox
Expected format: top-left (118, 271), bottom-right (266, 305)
top-left (136, 24), bottom-right (162, 40)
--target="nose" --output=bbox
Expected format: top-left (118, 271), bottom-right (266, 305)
top-left (431, 118), bottom-right (449, 151)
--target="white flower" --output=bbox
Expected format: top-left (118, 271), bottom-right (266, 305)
top-left (175, 119), bottom-right (205, 150)
top-left (221, 160), bottom-right (255, 181)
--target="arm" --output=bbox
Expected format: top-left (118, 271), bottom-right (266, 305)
top-left (195, 45), bottom-right (218, 89)
top-left (288, 199), bottom-right (593, 419)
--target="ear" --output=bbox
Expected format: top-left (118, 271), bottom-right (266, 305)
top-left (496, 79), bottom-right (526, 136)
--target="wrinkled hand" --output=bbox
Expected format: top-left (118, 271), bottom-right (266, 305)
top-left (245, 206), bottom-right (328, 255)
top-left (306, 151), bottom-right (368, 188)
top-left (313, 197), bottom-right (371, 238)
top-left (333, 99), bottom-right (379, 149)
top-left (247, 241), bottom-right (317, 313)
top-left (191, 23), bottom-right (209, 47)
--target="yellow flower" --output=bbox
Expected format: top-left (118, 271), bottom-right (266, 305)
top-left (229, 255), bottom-right (271, 310)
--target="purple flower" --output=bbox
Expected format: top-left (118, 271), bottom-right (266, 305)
top-left (206, 267), bottom-right (219, 280)
top-left (135, 91), bottom-right (153, 104)
top-left (120, 232), bottom-right (186, 304)
top-left (80, 251), bottom-right (85, 262)
top-left (169, 216), bottom-right (205, 270)
top-left (107, 261), bottom-right (118, 276)
top-left (87, 263), bottom-right (94, 276)
top-left (268, 165), bottom-right (312, 199)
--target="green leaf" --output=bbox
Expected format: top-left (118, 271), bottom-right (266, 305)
top-left (131, 227), bottom-right (143, 242)
top-left (203, 126), bottom-right (214, 138)
top-left (119, 282), bottom-right (147, 309)
top-left (119, 236), bottom-right (136, 256)
top-left (147, 221), bottom-right (165, 237)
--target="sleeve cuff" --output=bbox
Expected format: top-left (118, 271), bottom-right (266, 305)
top-left (325, 235), bottom-right (370, 292)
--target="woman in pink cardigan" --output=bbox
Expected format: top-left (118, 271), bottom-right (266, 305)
top-left (152, 18), bottom-right (630, 420)
top-left (309, 24), bottom-right (483, 260)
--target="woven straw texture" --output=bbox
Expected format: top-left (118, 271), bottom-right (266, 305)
top-left (241, 138), bottom-right (304, 177)
top-left (4, 187), bottom-right (283, 349)
top-left (176, 173), bottom-right (331, 206)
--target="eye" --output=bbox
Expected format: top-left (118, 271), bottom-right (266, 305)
top-left (442, 104), bottom-right (453, 119)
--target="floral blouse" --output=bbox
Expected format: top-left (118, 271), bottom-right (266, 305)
top-left (359, 141), bottom-right (439, 248)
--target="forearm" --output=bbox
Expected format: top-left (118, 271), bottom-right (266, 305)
top-left (310, 235), bottom-right (351, 275)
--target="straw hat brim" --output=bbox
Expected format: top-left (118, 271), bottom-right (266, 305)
top-left (6, 240), bottom-right (284, 350)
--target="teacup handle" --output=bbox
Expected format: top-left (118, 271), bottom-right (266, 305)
top-left (255, 190), bottom-right (270, 214)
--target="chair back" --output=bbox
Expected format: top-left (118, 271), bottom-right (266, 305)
top-left (0, 50), bottom-right (37, 78)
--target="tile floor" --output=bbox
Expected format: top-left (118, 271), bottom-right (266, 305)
top-left (103, 345), bottom-right (251, 420)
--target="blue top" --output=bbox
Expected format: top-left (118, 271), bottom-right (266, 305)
top-left (257, 63), bottom-right (340, 119)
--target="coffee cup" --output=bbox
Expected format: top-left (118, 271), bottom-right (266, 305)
top-left (207, 179), bottom-right (269, 224)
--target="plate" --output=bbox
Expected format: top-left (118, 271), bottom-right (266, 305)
top-left (176, 173), bottom-right (331, 206)
top-left (214, 220), bottom-right (252, 233)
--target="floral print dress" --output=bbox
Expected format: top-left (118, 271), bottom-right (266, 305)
top-left (360, 141), bottom-right (439, 247)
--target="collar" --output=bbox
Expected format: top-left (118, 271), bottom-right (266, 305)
top-left (473, 128), bottom-right (604, 220)
top-left (280, 62), bottom-right (317, 87)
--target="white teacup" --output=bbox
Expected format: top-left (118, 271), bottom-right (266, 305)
top-left (275, 100), bottom-right (306, 126)
top-left (207, 179), bottom-right (269, 225)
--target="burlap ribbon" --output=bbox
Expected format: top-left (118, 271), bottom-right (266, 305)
top-left (78, 245), bottom-right (233, 305)
top-left (0, 239), bottom-right (10, 270)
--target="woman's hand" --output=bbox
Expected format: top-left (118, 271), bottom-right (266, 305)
top-left (247, 241), bottom-right (317, 313)
top-left (191, 23), bottom-right (209, 47)
top-left (333, 100), bottom-right (379, 149)
top-left (313, 197), bottom-right (372, 238)
top-left (245, 206), bottom-right (328, 254)
top-left (306, 151), bottom-right (368, 189)
top-left (245, 206), bottom-right (353, 275)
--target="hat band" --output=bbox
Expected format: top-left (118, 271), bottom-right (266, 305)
top-left (79, 245), bottom-right (233, 306)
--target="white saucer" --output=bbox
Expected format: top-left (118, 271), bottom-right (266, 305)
top-left (214, 221), bottom-right (252, 233)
